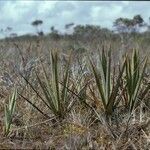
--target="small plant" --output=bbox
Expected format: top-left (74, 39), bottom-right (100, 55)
top-left (36, 51), bottom-right (73, 118)
top-left (123, 50), bottom-right (147, 112)
top-left (4, 87), bottom-right (17, 136)
top-left (20, 51), bottom-right (76, 119)
top-left (89, 49), bottom-right (126, 115)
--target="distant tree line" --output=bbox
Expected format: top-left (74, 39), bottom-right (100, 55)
top-left (1, 14), bottom-right (150, 41)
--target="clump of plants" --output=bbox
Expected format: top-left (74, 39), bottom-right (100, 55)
top-left (4, 87), bottom-right (17, 136)
top-left (19, 51), bottom-right (79, 119)
top-left (88, 49), bottom-right (126, 116)
top-left (123, 50), bottom-right (147, 112)
top-left (88, 48), bottom-right (148, 119)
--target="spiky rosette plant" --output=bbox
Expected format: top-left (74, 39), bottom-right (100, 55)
top-left (4, 87), bottom-right (17, 136)
top-left (89, 49), bottom-right (126, 115)
top-left (123, 50), bottom-right (147, 112)
top-left (19, 51), bottom-right (77, 119)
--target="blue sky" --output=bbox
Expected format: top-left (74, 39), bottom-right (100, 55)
top-left (0, 1), bottom-right (150, 37)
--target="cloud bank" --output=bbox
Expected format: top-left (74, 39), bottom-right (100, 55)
top-left (0, 1), bottom-right (149, 37)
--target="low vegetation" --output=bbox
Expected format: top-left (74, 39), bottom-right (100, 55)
top-left (0, 14), bottom-right (149, 150)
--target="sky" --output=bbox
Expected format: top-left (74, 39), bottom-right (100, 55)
top-left (0, 1), bottom-right (150, 37)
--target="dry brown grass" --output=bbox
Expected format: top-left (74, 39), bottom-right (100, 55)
top-left (0, 38), bottom-right (149, 149)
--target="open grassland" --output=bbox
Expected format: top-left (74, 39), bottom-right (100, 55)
top-left (0, 37), bottom-right (149, 149)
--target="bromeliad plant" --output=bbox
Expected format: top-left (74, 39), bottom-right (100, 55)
top-left (20, 51), bottom-right (75, 119)
top-left (4, 87), bottom-right (17, 136)
top-left (123, 50), bottom-right (147, 112)
top-left (89, 49), bottom-right (126, 115)
top-left (36, 51), bottom-right (73, 118)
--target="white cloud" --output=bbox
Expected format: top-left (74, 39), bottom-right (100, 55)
top-left (0, 1), bottom-right (150, 38)
top-left (37, 1), bottom-right (57, 14)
